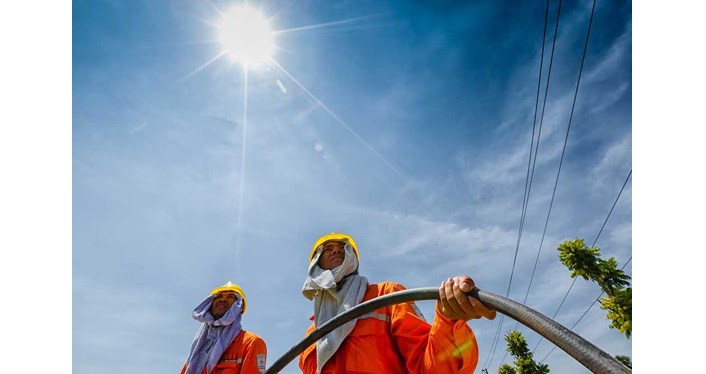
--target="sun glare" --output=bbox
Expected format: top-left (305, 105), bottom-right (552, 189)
top-left (219, 5), bottom-right (275, 67)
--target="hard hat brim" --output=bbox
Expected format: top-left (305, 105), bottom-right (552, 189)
top-left (309, 232), bottom-right (359, 264)
top-left (210, 282), bottom-right (247, 314)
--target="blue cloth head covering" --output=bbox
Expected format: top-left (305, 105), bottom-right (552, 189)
top-left (184, 294), bottom-right (244, 374)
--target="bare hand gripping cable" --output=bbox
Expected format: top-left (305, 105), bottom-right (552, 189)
top-left (266, 287), bottom-right (630, 373)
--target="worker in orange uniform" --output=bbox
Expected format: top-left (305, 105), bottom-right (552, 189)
top-left (299, 232), bottom-right (496, 374)
top-left (181, 281), bottom-right (267, 374)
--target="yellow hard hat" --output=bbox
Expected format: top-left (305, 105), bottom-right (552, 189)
top-left (210, 281), bottom-right (247, 314)
top-left (309, 232), bottom-right (359, 264)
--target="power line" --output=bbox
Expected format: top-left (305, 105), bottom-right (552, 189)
top-left (520, 0), bottom-right (602, 309)
top-left (504, 0), bottom-right (575, 362)
top-left (484, 0), bottom-right (558, 369)
top-left (533, 168), bottom-right (631, 353)
top-left (592, 169), bottom-right (632, 247)
top-left (500, 0), bottom-right (601, 366)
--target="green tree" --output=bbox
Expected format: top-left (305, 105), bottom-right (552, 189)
top-left (602, 287), bottom-right (632, 337)
top-left (615, 355), bottom-right (632, 368)
top-left (557, 239), bottom-right (632, 338)
top-left (498, 364), bottom-right (517, 374)
top-left (499, 330), bottom-right (550, 374)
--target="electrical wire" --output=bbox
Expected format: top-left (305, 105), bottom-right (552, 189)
top-left (540, 257), bottom-right (632, 363)
top-left (497, 0), bottom-right (601, 366)
top-left (533, 168), bottom-right (631, 353)
top-left (521, 0), bottom-right (605, 312)
top-left (483, 0), bottom-right (559, 369)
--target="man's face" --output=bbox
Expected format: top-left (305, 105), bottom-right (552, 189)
top-left (209, 291), bottom-right (238, 320)
top-left (318, 240), bottom-right (346, 270)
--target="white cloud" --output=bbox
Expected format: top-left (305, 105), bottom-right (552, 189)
top-left (585, 26), bottom-right (632, 84)
top-left (590, 133), bottom-right (632, 194)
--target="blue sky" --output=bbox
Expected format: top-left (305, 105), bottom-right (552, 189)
top-left (72, 0), bottom-right (632, 372)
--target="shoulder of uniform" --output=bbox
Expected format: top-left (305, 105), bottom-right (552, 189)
top-left (242, 330), bottom-right (265, 344)
top-left (373, 281), bottom-right (407, 294)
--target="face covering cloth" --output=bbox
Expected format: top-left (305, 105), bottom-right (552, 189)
top-left (302, 244), bottom-right (369, 373)
top-left (184, 294), bottom-right (244, 374)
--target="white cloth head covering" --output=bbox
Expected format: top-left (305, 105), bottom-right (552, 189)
top-left (302, 244), bottom-right (368, 373)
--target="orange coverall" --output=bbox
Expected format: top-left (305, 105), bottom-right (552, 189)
top-left (299, 282), bottom-right (479, 374)
top-left (181, 330), bottom-right (267, 374)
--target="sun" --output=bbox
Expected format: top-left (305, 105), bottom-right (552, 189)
top-left (218, 5), bottom-right (275, 67)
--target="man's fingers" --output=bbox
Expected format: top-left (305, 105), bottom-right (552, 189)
top-left (452, 279), bottom-right (475, 316)
top-left (482, 304), bottom-right (497, 320)
top-left (486, 309), bottom-right (497, 320)
top-left (444, 279), bottom-right (467, 318)
top-left (441, 279), bottom-right (465, 319)
top-left (455, 276), bottom-right (476, 292)
top-left (439, 282), bottom-right (457, 320)
top-left (470, 297), bottom-right (497, 320)
top-left (440, 275), bottom-right (497, 321)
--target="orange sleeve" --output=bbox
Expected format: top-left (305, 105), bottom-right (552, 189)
top-left (387, 282), bottom-right (479, 373)
top-left (241, 335), bottom-right (268, 374)
top-left (180, 363), bottom-right (186, 374)
top-left (298, 323), bottom-right (317, 374)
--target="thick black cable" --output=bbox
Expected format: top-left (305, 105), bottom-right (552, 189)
top-left (485, 0), bottom-right (559, 369)
top-left (533, 168), bottom-right (631, 353)
top-left (266, 287), bottom-right (630, 373)
top-left (540, 257), bottom-right (632, 363)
